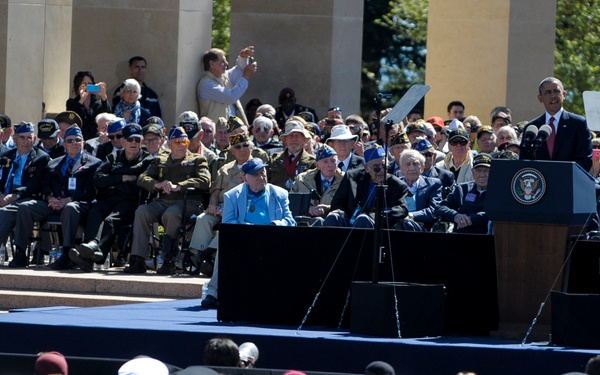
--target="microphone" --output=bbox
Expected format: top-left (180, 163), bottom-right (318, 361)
top-left (532, 124), bottom-right (552, 147)
top-left (521, 125), bottom-right (538, 148)
top-left (377, 93), bottom-right (393, 100)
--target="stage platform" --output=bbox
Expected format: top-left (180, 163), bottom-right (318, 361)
top-left (0, 299), bottom-right (597, 375)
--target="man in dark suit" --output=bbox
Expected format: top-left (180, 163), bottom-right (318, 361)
top-left (326, 124), bottom-right (365, 172)
top-left (0, 122), bottom-right (51, 267)
top-left (414, 138), bottom-right (455, 197)
top-left (95, 118), bottom-right (126, 162)
top-left (324, 145), bottom-right (408, 228)
top-left (520, 77), bottom-right (593, 171)
top-left (13, 125), bottom-right (102, 269)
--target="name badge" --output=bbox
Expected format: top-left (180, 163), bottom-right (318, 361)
top-left (68, 177), bottom-right (77, 190)
top-left (466, 193), bottom-right (477, 202)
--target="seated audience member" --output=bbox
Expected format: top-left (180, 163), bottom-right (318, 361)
top-left (66, 70), bottom-right (111, 140)
top-left (125, 126), bottom-right (210, 275)
top-left (377, 120), bottom-right (401, 149)
top-left (180, 111), bottom-right (218, 171)
top-left (35, 119), bottom-right (65, 159)
top-left (405, 121), bottom-right (427, 145)
top-left (34, 351), bottom-right (68, 375)
top-left (251, 114), bottom-right (283, 155)
top-left (476, 126), bottom-right (497, 155)
top-left (204, 337), bottom-right (242, 367)
top-left (201, 158), bottom-right (295, 309)
top-left (496, 124), bottom-right (519, 145)
top-left (118, 356), bottom-right (169, 375)
top-left (497, 140), bottom-right (521, 156)
top-left (323, 145), bottom-right (408, 228)
top-left (0, 122), bottom-right (51, 267)
top-left (13, 125), bottom-right (102, 269)
top-left (326, 124), bottom-right (365, 172)
top-left (188, 133), bottom-right (255, 266)
top-left (365, 361), bottom-right (395, 375)
top-left (238, 342), bottom-right (259, 368)
top-left (416, 138), bottom-right (455, 193)
top-left (462, 115), bottom-right (483, 151)
top-left (54, 111), bottom-right (83, 140)
top-left (437, 153), bottom-right (492, 234)
top-left (318, 107), bottom-right (345, 140)
top-left (84, 112), bottom-right (117, 156)
top-left (291, 144), bottom-right (344, 225)
top-left (114, 78), bottom-right (151, 125)
top-left (586, 354), bottom-right (600, 375)
top-left (422, 122), bottom-right (438, 148)
top-left (426, 115), bottom-right (445, 149)
top-left (269, 119), bottom-right (316, 190)
top-left (345, 114), bottom-right (367, 157)
top-left (394, 149), bottom-right (442, 231)
top-left (0, 113), bottom-right (15, 154)
top-left (436, 128), bottom-right (474, 183)
top-left (69, 124), bottom-right (153, 272)
top-left (96, 118), bottom-right (126, 161)
top-left (200, 116), bottom-right (216, 150)
top-left (275, 87), bottom-right (318, 131)
top-left (388, 132), bottom-right (411, 176)
top-left (491, 111), bottom-right (511, 134)
top-left (142, 122), bottom-right (165, 156)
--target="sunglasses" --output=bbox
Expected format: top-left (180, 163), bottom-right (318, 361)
top-left (449, 139), bottom-right (468, 146)
top-left (173, 138), bottom-right (190, 146)
top-left (233, 143), bottom-right (250, 150)
top-left (422, 152), bottom-right (434, 158)
top-left (108, 134), bottom-right (123, 140)
top-left (65, 138), bottom-right (83, 144)
top-left (125, 137), bottom-right (141, 143)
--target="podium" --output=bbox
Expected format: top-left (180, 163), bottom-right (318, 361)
top-left (486, 160), bottom-right (597, 340)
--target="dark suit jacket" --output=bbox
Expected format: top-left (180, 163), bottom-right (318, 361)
top-left (44, 151), bottom-right (102, 202)
top-left (275, 104), bottom-right (319, 130)
top-left (346, 153), bottom-right (365, 172)
top-left (404, 176), bottom-right (443, 229)
top-left (0, 148), bottom-right (50, 199)
top-left (330, 168), bottom-right (408, 227)
top-left (520, 110), bottom-right (592, 171)
top-left (95, 142), bottom-right (118, 162)
top-left (437, 182), bottom-right (489, 234)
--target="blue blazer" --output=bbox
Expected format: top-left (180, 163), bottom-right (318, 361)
top-left (520, 110), bottom-right (592, 171)
top-left (223, 183), bottom-right (296, 226)
top-left (403, 176), bottom-right (443, 229)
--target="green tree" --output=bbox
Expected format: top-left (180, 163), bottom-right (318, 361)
top-left (361, 0), bottom-right (429, 115)
top-left (212, 0), bottom-right (231, 53)
top-left (554, 0), bottom-right (600, 115)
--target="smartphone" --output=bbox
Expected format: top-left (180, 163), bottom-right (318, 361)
top-left (86, 84), bottom-right (101, 93)
top-left (593, 148), bottom-right (600, 159)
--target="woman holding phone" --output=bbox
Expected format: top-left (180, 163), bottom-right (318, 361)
top-left (66, 71), bottom-right (111, 141)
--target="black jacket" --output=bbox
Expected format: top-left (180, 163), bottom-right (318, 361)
top-left (0, 147), bottom-right (50, 199)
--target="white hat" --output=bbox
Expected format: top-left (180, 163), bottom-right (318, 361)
top-left (118, 357), bottom-right (169, 375)
top-left (326, 125), bottom-right (358, 143)
top-left (179, 111), bottom-right (199, 124)
top-left (281, 120), bottom-right (310, 139)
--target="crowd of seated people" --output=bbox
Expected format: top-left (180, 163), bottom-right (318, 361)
top-left (1, 66), bottom-right (599, 278)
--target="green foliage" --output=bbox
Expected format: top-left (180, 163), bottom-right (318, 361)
top-left (361, 0), bottom-right (429, 115)
top-left (555, 0), bottom-right (600, 114)
top-left (212, 0), bottom-right (231, 53)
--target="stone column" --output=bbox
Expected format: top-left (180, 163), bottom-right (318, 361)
top-left (425, 0), bottom-right (556, 124)
top-left (230, 0), bottom-right (364, 119)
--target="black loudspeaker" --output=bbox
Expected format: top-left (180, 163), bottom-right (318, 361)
top-left (350, 282), bottom-right (445, 338)
top-left (551, 291), bottom-right (600, 348)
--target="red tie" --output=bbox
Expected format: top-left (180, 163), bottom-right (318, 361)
top-left (547, 117), bottom-right (556, 158)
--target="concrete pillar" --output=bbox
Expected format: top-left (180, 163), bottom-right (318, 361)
top-left (231, 0), bottom-right (364, 120)
top-left (425, 0), bottom-right (556, 124)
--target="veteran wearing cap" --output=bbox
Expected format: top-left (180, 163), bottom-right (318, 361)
top-left (437, 153), bottom-right (492, 234)
top-left (95, 118), bottom-right (127, 161)
top-left (201, 157), bottom-right (295, 309)
top-left (125, 126), bottom-right (211, 275)
top-left (13, 125), bottom-right (102, 269)
top-left (54, 110), bottom-right (83, 140)
top-left (142, 121), bottom-right (166, 156)
top-left (69, 124), bottom-right (154, 272)
top-left (326, 125), bottom-right (365, 172)
top-left (269, 118), bottom-right (316, 190)
top-left (0, 113), bottom-right (16, 154)
top-left (179, 111), bottom-right (218, 171)
top-left (35, 119), bottom-right (65, 159)
top-left (323, 145), bottom-right (409, 228)
top-left (436, 128), bottom-right (474, 184)
top-left (476, 125), bottom-right (497, 154)
top-left (414, 138), bottom-right (455, 196)
top-left (387, 132), bottom-right (411, 176)
top-left (291, 144), bottom-right (344, 225)
top-left (0, 122), bottom-right (51, 267)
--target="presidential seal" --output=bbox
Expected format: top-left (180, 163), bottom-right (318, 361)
top-left (511, 168), bottom-right (546, 205)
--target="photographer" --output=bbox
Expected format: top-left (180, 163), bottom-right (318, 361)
top-left (66, 71), bottom-right (111, 140)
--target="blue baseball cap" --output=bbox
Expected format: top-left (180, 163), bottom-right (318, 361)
top-left (414, 138), bottom-right (433, 152)
top-left (315, 144), bottom-right (337, 162)
top-left (364, 145), bottom-right (386, 162)
top-left (168, 126), bottom-right (188, 140)
top-left (108, 118), bottom-right (126, 134)
top-left (64, 125), bottom-right (83, 139)
top-left (14, 121), bottom-right (35, 134)
top-left (241, 158), bottom-right (268, 175)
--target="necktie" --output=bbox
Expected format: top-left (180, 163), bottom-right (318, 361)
top-left (4, 154), bottom-right (20, 195)
top-left (337, 161), bottom-right (344, 171)
top-left (289, 153), bottom-right (295, 164)
top-left (66, 158), bottom-right (74, 176)
top-left (547, 117), bottom-right (556, 157)
top-left (322, 179), bottom-right (331, 193)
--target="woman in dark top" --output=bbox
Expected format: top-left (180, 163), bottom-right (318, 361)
top-left (66, 71), bottom-right (111, 141)
top-left (113, 78), bottom-right (150, 126)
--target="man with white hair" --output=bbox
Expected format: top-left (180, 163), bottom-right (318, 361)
top-left (84, 112), bottom-right (116, 156)
top-left (200, 116), bottom-right (216, 150)
top-left (251, 115), bottom-right (282, 154)
top-left (268, 118), bottom-right (316, 190)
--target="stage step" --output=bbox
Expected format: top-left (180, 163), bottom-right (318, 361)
top-left (0, 267), bottom-right (207, 311)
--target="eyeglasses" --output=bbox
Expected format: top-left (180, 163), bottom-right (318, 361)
top-left (422, 152), bottom-right (434, 158)
top-left (108, 134), bottom-right (123, 140)
top-left (328, 106), bottom-right (342, 112)
top-left (173, 138), bottom-right (190, 146)
top-left (254, 127), bottom-right (270, 133)
top-left (125, 137), bottom-right (141, 143)
top-left (233, 143), bottom-right (250, 150)
top-left (65, 138), bottom-right (83, 144)
top-left (449, 139), bottom-right (468, 146)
